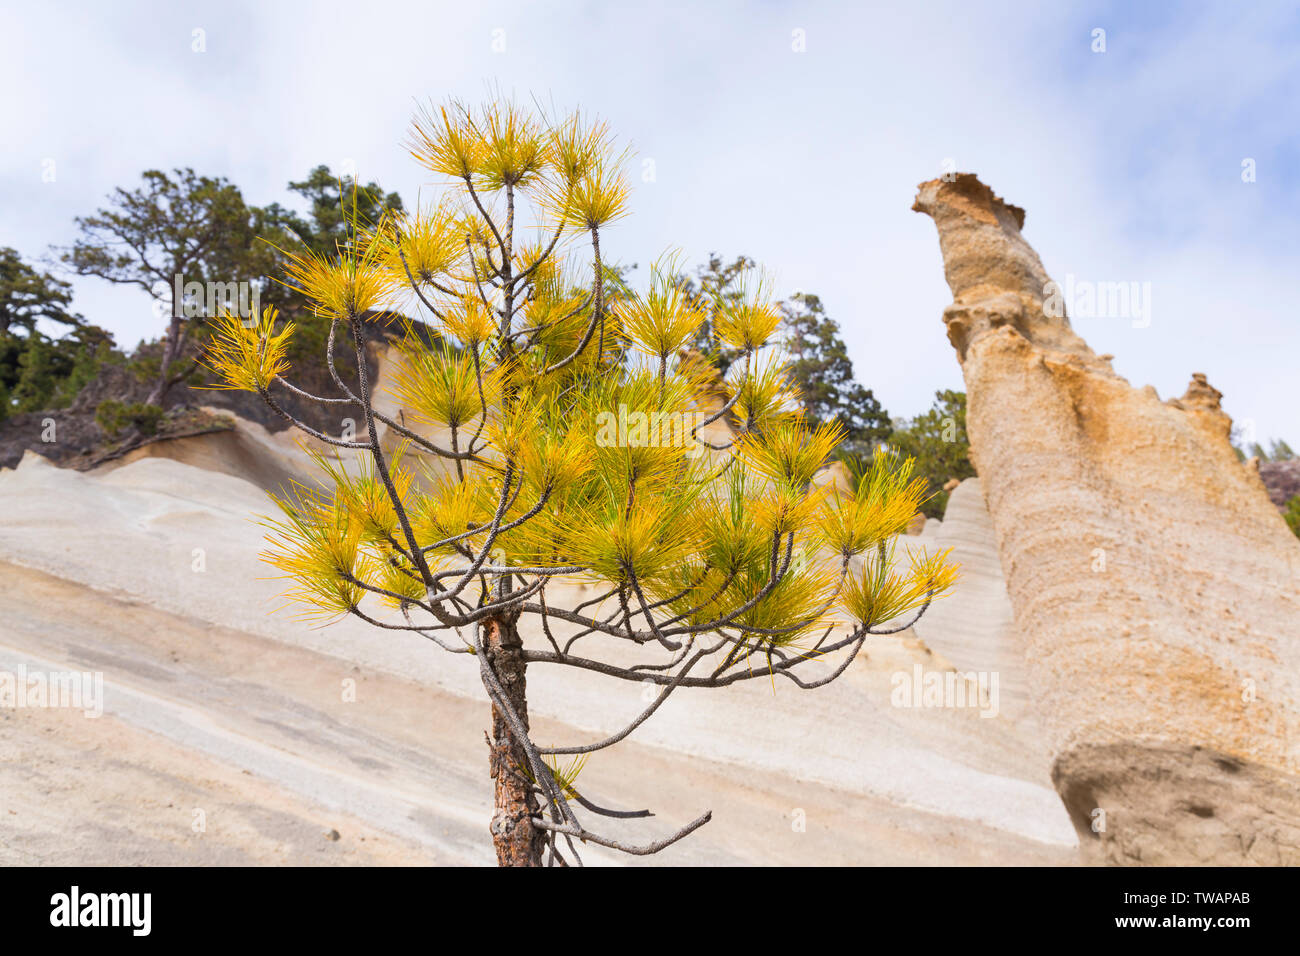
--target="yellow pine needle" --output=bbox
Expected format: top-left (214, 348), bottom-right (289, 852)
top-left (751, 483), bottom-right (829, 538)
top-left (278, 220), bottom-right (398, 320)
top-left (694, 484), bottom-right (772, 575)
top-left (440, 294), bottom-right (499, 349)
top-left (726, 557), bottom-right (840, 647)
top-left (260, 487), bottom-right (376, 622)
top-left (567, 160), bottom-right (630, 229)
top-left (477, 100), bottom-right (549, 190)
top-left (539, 130), bottom-right (631, 231)
top-left (730, 352), bottom-right (802, 430)
top-left (908, 546), bottom-right (960, 600)
top-left (408, 101), bottom-right (483, 180)
top-left (568, 490), bottom-right (701, 586)
top-left (548, 111), bottom-right (608, 185)
top-left (714, 267), bottom-right (781, 350)
top-left (738, 418), bottom-right (844, 490)
top-left (386, 204), bottom-right (464, 284)
top-left (376, 555), bottom-right (431, 608)
top-left (389, 337), bottom-right (498, 430)
top-left (522, 754), bottom-right (589, 800)
top-left (306, 447), bottom-right (416, 548)
top-left (616, 255), bottom-right (707, 360)
top-left (820, 447), bottom-right (931, 557)
top-left (514, 408), bottom-right (596, 494)
top-left (201, 306), bottom-right (293, 393)
top-left (410, 470), bottom-right (495, 556)
top-left (840, 541), bottom-right (960, 628)
top-left (521, 287), bottom-right (589, 347)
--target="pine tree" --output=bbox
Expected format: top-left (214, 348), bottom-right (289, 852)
top-left (205, 98), bottom-right (958, 866)
top-left (63, 169), bottom-right (276, 406)
top-left (888, 389), bottom-right (975, 518)
top-left (681, 252), bottom-right (755, 374)
top-left (0, 247), bottom-right (114, 418)
top-left (779, 292), bottom-right (891, 457)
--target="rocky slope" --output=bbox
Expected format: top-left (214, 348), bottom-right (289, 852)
top-left (0, 434), bottom-right (1076, 864)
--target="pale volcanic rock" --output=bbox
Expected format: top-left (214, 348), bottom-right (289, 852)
top-left (914, 477), bottom-right (1043, 738)
top-left (0, 449), bottom-right (1077, 862)
top-left (914, 173), bottom-right (1300, 865)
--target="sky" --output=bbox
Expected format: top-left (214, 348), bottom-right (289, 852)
top-left (2, 0), bottom-right (1297, 443)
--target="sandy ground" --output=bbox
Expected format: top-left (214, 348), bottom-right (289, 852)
top-left (0, 430), bottom-right (1079, 865)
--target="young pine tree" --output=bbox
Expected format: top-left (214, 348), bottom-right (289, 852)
top-left (205, 99), bottom-right (958, 866)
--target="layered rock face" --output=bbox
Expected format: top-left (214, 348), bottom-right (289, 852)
top-left (914, 174), bottom-right (1300, 864)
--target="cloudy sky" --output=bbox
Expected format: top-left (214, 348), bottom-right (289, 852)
top-left (2, 0), bottom-right (1296, 442)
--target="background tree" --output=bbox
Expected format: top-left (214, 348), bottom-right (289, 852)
top-left (1284, 495), bottom-right (1300, 538)
top-left (205, 98), bottom-right (957, 866)
top-left (779, 291), bottom-right (892, 458)
top-left (63, 168), bottom-right (277, 406)
top-left (1, 245), bottom-right (82, 334)
top-left (1250, 438), bottom-right (1295, 462)
top-left (887, 388), bottom-right (975, 518)
top-left (262, 165), bottom-right (406, 261)
top-left (680, 253), bottom-right (753, 374)
top-left (249, 166), bottom-right (418, 405)
top-left (0, 247), bottom-right (115, 418)
top-left (1229, 425), bottom-right (1296, 463)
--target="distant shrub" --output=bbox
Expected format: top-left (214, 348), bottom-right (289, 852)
top-left (888, 389), bottom-right (975, 519)
top-left (95, 399), bottom-right (163, 438)
top-left (0, 326), bottom-right (116, 421)
top-left (1284, 495), bottom-right (1300, 539)
top-left (1231, 434), bottom-right (1296, 462)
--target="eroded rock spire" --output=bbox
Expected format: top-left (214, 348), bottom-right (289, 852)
top-left (916, 173), bottom-right (1300, 865)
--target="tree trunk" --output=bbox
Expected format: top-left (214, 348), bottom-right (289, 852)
top-left (482, 614), bottom-right (546, 867)
top-left (146, 312), bottom-right (182, 407)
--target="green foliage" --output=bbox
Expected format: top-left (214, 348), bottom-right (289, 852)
top-left (1229, 425), bottom-right (1295, 462)
top-left (0, 327), bottom-right (114, 419)
top-left (262, 165), bottom-right (405, 260)
top-left (63, 168), bottom-right (279, 404)
top-left (1, 246), bottom-right (82, 334)
top-left (0, 248), bottom-right (116, 419)
top-left (1252, 439), bottom-right (1295, 462)
top-left (1285, 495), bottom-right (1300, 539)
top-left (680, 253), bottom-right (754, 374)
top-left (63, 165), bottom-right (410, 406)
top-left (888, 389), bottom-right (975, 519)
top-left (65, 168), bottom-right (275, 299)
top-left (258, 166), bottom-right (410, 375)
top-left (778, 292), bottom-right (891, 458)
top-left (94, 399), bottom-right (164, 438)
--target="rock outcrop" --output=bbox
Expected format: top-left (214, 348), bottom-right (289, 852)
top-left (914, 173), bottom-right (1300, 864)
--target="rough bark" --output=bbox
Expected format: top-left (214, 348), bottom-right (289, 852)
top-left (482, 613), bottom-right (546, 867)
top-left (914, 173), bottom-right (1300, 865)
top-left (146, 311), bottom-right (183, 407)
